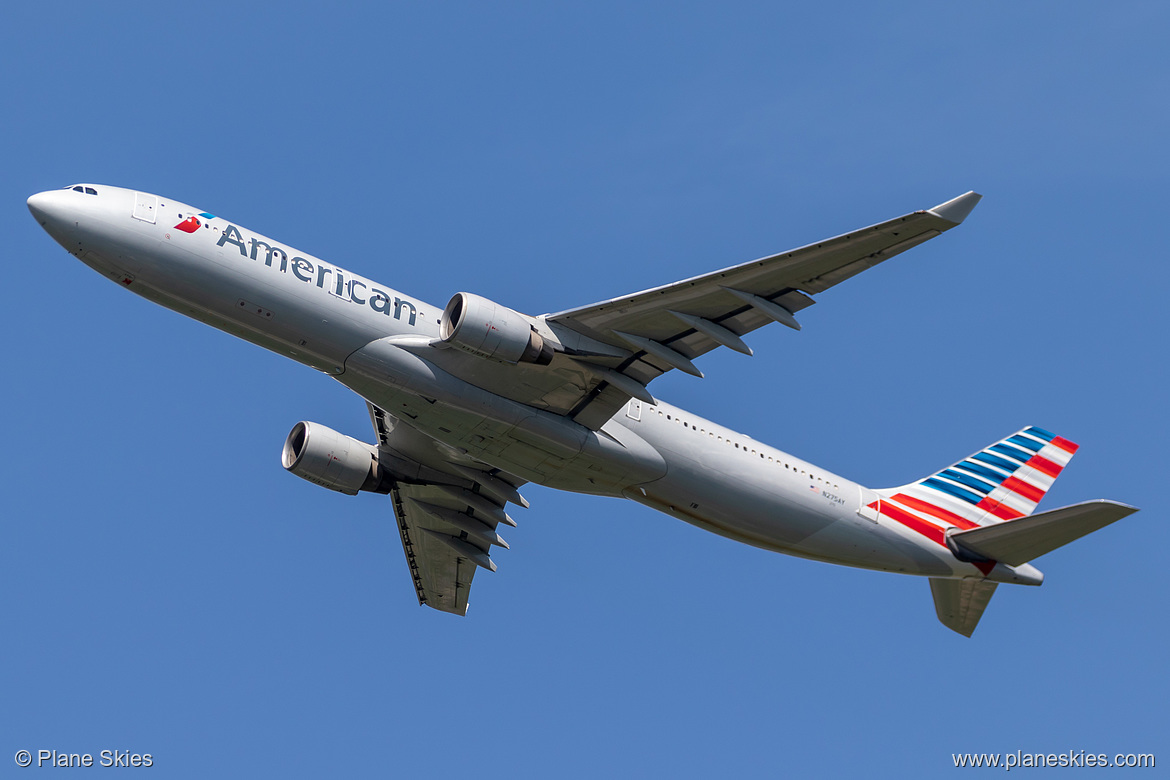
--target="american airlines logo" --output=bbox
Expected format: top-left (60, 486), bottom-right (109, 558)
top-left (174, 212), bottom-right (216, 233)
top-left (215, 224), bottom-right (418, 325)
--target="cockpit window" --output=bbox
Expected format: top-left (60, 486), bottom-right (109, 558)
top-left (72, 186), bottom-right (84, 192)
top-left (84, 187), bottom-right (97, 195)
top-left (66, 185), bottom-right (98, 195)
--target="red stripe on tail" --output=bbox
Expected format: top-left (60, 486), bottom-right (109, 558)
top-left (1027, 454), bottom-right (1063, 478)
top-left (870, 501), bottom-right (945, 546)
top-left (891, 493), bottom-right (981, 530)
top-left (976, 496), bottom-right (1025, 521)
top-left (1001, 476), bottom-right (1045, 503)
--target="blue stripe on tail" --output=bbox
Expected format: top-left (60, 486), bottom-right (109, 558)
top-left (953, 460), bottom-right (1008, 484)
top-left (972, 451), bottom-right (1021, 474)
top-left (923, 478), bottom-right (982, 505)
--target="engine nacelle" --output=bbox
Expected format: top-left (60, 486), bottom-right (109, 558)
top-left (439, 292), bottom-right (553, 365)
top-left (281, 421), bottom-right (387, 495)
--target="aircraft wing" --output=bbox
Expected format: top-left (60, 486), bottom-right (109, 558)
top-left (367, 404), bottom-right (528, 615)
top-left (541, 192), bottom-right (981, 428)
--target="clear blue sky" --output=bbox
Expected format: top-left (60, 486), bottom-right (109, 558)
top-left (3, 2), bottom-right (1166, 777)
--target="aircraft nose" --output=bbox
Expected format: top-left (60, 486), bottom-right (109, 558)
top-left (27, 189), bottom-right (69, 227)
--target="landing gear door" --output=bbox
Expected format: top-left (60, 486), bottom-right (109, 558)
top-left (132, 192), bottom-right (157, 223)
top-left (858, 486), bottom-right (880, 524)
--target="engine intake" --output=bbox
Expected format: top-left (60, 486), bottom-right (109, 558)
top-left (281, 421), bottom-right (388, 495)
top-left (440, 292), bottom-right (553, 365)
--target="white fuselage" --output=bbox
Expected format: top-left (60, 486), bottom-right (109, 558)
top-left (29, 184), bottom-right (1011, 583)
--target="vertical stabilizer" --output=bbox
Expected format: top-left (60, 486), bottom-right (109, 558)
top-left (877, 426), bottom-right (1079, 534)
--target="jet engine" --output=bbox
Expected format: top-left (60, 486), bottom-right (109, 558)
top-left (439, 292), bottom-right (553, 365)
top-left (281, 421), bottom-right (389, 495)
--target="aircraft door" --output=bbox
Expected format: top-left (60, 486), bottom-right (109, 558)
top-left (132, 192), bottom-right (157, 223)
top-left (625, 399), bottom-right (642, 421)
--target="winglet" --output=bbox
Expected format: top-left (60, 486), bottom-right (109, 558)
top-left (928, 191), bottom-right (982, 225)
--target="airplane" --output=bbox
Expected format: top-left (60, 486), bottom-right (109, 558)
top-left (27, 183), bottom-right (1138, 636)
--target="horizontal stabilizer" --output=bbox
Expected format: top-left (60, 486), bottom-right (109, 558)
top-left (949, 500), bottom-right (1138, 566)
top-left (930, 577), bottom-right (998, 637)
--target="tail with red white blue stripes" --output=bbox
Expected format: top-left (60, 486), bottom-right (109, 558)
top-left (879, 425), bottom-right (1079, 530)
top-left (874, 427), bottom-right (1139, 636)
